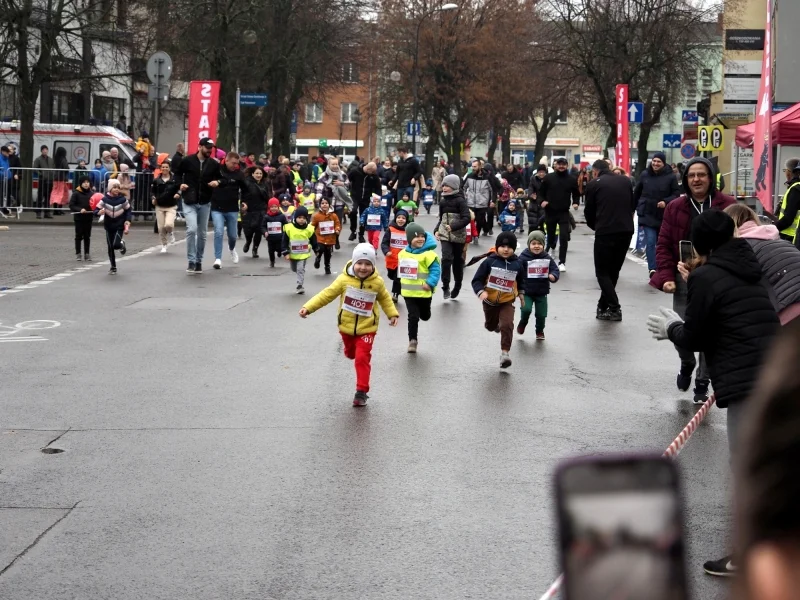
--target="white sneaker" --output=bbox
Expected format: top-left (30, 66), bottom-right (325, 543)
top-left (160, 245), bottom-right (167, 253)
top-left (168, 232), bottom-right (176, 244)
top-left (231, 248), bottom-right (239, 264)
top-left (213, 258), bottom-right (222, 269)
top-left (558, 262), bottom-right (567, 273)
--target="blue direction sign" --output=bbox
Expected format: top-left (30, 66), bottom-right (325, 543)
top-left (681, 143), bottom-right (696, 159)
top-left (663, 134), bottom-right (682, 149)
top-left (682, 110), bottom-right (698, 123)
top-left (406, 121), bottom-right (421, 136)
top-left (239, 93), bottom-right (268, 107)
top-left (290, 111), bottom-right (298, 134)
top-left (627, 102), bottom-right (644, 123)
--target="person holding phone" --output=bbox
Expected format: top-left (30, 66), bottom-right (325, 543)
top-left (649, 157), bottom-right (736, 403)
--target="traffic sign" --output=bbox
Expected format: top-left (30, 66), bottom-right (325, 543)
top-left (318, 139), bottom-right (328, 148)
top-left (698, 125), bottom-right (724, 151)
top-left (239, 93), bottom-right (268, 107)
top-left (662, 133), bottom-right (682, 149)
top-left (146, 51), bottom-right (172, 85)
top-left (681, 143), bottom-right (696, 159)
top-left (627, 102), bottom-right (644, 123)
top-left (682, 110), bottom-right (699, 123)
top-left (147, 84), bottom-right (169, 102)
top-left (406, 122), bottom-right (421, 136)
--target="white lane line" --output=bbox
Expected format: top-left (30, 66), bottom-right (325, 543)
top-left (0, 337), bottom-right (48, 343)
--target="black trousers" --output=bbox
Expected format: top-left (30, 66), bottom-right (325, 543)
top-left (387, 268), bottom-right (402, 295)
top-left (37, 180), bottom-right (53, 216)
top-left (74, 219), bottom-right (92, 254)
top-left (317, 243), bottom-right (333, 269)
top-left (349, 202), bottom-right (369, 236)
top-left (244, 223), bottom-right (263, 251)
top-left (404, 296), bottom-right (432, 341)
top-left (474, 207), bottom-right (490, 236)
top-left (545, 213), bottom-right (570, 264)
top-left (105, 226), bottom-right (124, 268)
top-left (594, 232), bottom-right (633, 312)
top-left (440, 240), bottom-right (465, 289)
top-left (266, 237), bottom-right (282, 263)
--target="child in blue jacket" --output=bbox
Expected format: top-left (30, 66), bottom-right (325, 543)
top-left (361, 194), bottom-right (388, 250)
top-left (498, 199), bottom-right (523, 232)
top-left (517, 230), bottom-right (559, 340)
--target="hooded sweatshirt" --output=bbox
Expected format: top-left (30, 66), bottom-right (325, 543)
top-left (361, 204), bottom-right (388, 231)
top-left (69, 181), bottom-right (94, 222)
top-left (498, 201), bottom-right (522, 231)
top-left (667, 238), bottom-right (779, 407)
top-left (311, 206), bottom-right (342, 245)
top-left (518, 248), bottom-right (560, 297)
top-left (471, 252), bottom-right (525, 304)
top-left (263, 200), bottom-right (288, 240)
top-left (381, 210), bottom-right (408, 270)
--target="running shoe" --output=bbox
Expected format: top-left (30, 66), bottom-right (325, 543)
top-left (353, 391), bottom-right (368, 407)
top-left (443, 287), bottom-right (450, 300)
top-left (168, 232), bottom-right (176, 244)
top-left (536, 331), bottom-right (545, 341)
top-left (558, 262), bottom-right (566, 272)
top-left (194, 263), bottom-right (202, 274)
top-left (450, 283), bottom-right (461, 299)
top-left (213, 259), bottom-right (222, 269)
top-left (314, 254), bottom-right (321, 269)
top-left (407, 340), bottom-right (418, 353)
top-left (703, 555), bottom-right (736, 577)
top-left (500, 352), bottom-right (512, 368)
top-left (76, 254), bottom-right (82, 261)
top-left (243, 242), bottom-right (250, 253)
top-left (676, 372), bottom-right (692, 392)
top-left (161, 245), bottom-right (167, 253)
top-left (84, 253), bottom-right (91, 261)
top-left (187, 262), bottom-right (196, 274)
top-left (693, 382), bottom-right (710, 405)
top-left (231, 249), bottom-right (239, 264)
top-left (120, 240), bottom-right (126, 255)
top-left (296, 285), bottom-right (305, 294)
top-left (109, 267), bottom-right (117, 275)
top-left (517, 321), bottom-right (527, 335)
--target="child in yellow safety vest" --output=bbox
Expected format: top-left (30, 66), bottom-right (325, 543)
top-left (299, 243), bottom-right (399, 407)
top-left (297, 184), bottom-right (316, 215)
top-left (380, 209), bottom-right (409, 303)
top-left (281, 206), bottom-right (317, 294)
top-left (398, 223), bottom-right (441, 353)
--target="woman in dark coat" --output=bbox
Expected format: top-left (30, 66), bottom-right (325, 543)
top-left (634, 151), bottom-right (680, 274)
top-left (241, 166), bottom-right (271, 258)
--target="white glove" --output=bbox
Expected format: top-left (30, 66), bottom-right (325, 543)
top-left (646, 307), bottom-right (683, 341)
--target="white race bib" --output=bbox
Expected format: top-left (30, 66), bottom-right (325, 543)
top-left (390, 232), bottom-right (408, 250)
top-left (487, 267), bottom-right (515, 292)
top-left (527, 259), bottom-right (549, 279)
top-left (319, 220), bottom-right (335, 236)
top-left (342, 287), bottom-right (377, 317)
top-left (290, 239), bottom-right (309, 254)
top-left (303, 200), bottom-right (315, 211)
top-left (398, 258), bottom-right (419, 279)
top-left (367, 213), bottom-right (382, 227)
top-left (267, 221), bottom-right (282, 235)
top-left (504, 214), bottom-right (516, 225)
top-left (380, 197), bottom-right (388, 207)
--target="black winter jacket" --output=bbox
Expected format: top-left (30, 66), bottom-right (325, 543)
top-left (349, 167), bottom-right (382, 207)
top-left (634, 165), bottom-right (680, 228)
top-left (667, 238), bottom-right (780, 408)
top-left (539, 171), bottom-right (579, 215)
top-left (151, 175), bottom-right (181, 208)
top-left (210, 166), bottom-right (246, 213)
top-left (518, 248), bottom-right (559, 297)
top-left (242, 177), bottom-right (270, 214)
top-left (435, 191), bottom-right (471, 233)
top-left (585, 171), bottom-right (636, 235)
top-left (69, 189), bottom-right (94, 222)
top-left (175, 154), bottom-right (221, 205)
top-left (747, 238), bottom-right (800, 314)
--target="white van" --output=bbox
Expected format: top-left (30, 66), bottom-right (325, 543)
top-left (0, 122), bottom-right (138, 166)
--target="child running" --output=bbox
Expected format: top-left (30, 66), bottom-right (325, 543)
top-left (514, 189), bottom-right (527, 234)
top-left (279, 193), bottom-right (296, 218)
top-left (517, 230), bottom-right (559, 340)
top-left (297, 183), bottom-right (316, 215)
top-left (394, 190), bottom-right (418, 222)
top-left (422, 180), bottom-right (436, 214)
top-left (282, 206), bottom-right (317, 294)
top-left (311, 197), bottom-right (341, 275)
top-left (380, 208), bottom-right (409, 303)
top-left (471, 231), bottom-right (525, 368)
top-left (398, 223), bottom-right (441, 353)
top-left (94, 179), bottom-right (131, 275)
top-left (498, 199), bottom-right (522, 232)
top-left (263, 198), bottom-right (287, 267)
top-left (299, 243), bottom-right (399, 406)
top-left (361, 194), bottom-right (388, 250)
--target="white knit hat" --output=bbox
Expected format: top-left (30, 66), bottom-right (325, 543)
top-left (351, 243), bottom-right (377, 267)
top-left (107, 179), bottom-right (121, 189)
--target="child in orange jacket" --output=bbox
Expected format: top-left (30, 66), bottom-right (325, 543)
top-left (311, 197), bottom-right (341, 275)
top-left (380, 209), bottom-right (409, 303)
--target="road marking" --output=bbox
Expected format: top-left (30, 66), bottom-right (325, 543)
top-left (0, 337), bottom-right (48, 343)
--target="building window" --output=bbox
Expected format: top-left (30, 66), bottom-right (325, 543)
top-left (555, 108), bottom-right (568, 124)
top-left (341, 103), bottom-right (359, 123)
top-left (701, 68), bottom-right (713, 94)
top-left (93, 95), bottom-right (125, 125)
top-left (305, 103), bottom-right (323, 123)
top-left (0, 84), bottom-right (19, 120)
top-left (50, 91), bottom-right (83, 124)
top-left (54, 140), bottom-right (92, 165)
top-left (342, 63), bottom-right (359, 84)
top-left (685, 78), bottom-right (697, 105)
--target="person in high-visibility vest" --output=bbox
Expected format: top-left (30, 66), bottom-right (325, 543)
top-left (282, 206), bottom-right (317, 294)
top-left (398, 222), bottom-right (441, 354)
top-left (776, 158), bottom-right (800, 244)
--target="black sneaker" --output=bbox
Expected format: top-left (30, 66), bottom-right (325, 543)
top-left (676, 372), bottom-right (692, 392)
top-left (84, 253), bottom-right (92, 261)
top-left (335, 239), bottom-right (340, 250)
top-left (252, 250), bottom-right (259, 258)
top-left (120, 240), bottom-right (126, 255)
top-left (596, 310), bottom-right (611, 320)
top-left (450, 283), bottom-right (461, 299)
top-left (187, 262), bottom-right (196, 274)
top-left (314, 254), bottom-right (321, 269)
top-left (606, 309), bottom-right (622, 322)
top-left (693, 382), bottom-right (710, 404)
top-left (703, 555), bottom-right (736, 577)
top-left (348, 232), bottom-right (357, 241)
top-left (392, 293), bottom-right (399, 303)
top-left (325, 267), bottom-right (331, 275)
top-left (443, 287), bottom-right (451, 300)
top-left (358, 236), bottom-right (366, 244)
top-left (243, 241), bottom-right (250, 253)
top-left (76, 254), bottom-right (82, 261)
top-left (109, 267), bottom-right (117, 275)
top-left (353, 391), bottom-right (368, 406)
top-left (194, 262), bottom-right (202, 274)
top-left (517, 321), bottom-right (527, 335)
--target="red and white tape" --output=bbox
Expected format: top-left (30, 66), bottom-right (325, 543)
top-left (536, 394), bottom-right (718, 600)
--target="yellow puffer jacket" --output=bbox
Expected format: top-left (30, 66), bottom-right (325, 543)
top-left (303, 261), bottom-right (399, 336)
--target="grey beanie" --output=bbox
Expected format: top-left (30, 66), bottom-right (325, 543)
top-left (441, 174), bottom-right (461, 194)
top-left (786, 157), bottom-right (800, 172)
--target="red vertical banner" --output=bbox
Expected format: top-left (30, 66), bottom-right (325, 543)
top-left (187, 81), bottom-right (221, 150)
top-left (752, 1), bottom-right (773, 212)
top-left (615, 84), bottom-right (629, 172)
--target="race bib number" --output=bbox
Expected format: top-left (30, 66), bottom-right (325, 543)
top-left (504, 214), bottom-right (516, 225)
top-left (304, 200), bottom-right (315, 212)
top-left (527, 259), bottom-right (549, 279)
top-left (290, 239), bottom-right (309, 254)
top-left (399, 258), bottom-right (419, 279)
top-left (319, 220), bottom-right (335, 236)
top-left (380, 197), bottom-right (388, 207)
top-left (342, 287), bottom-right (377, 317)
top-left (367, 213), bottom-right (382, 227)
top-left (487, 267), bottom-right (515, 292)
top-left (390, 232), bottom-right (408, 249)
top-left (267, 222), bottom-right (282, 235)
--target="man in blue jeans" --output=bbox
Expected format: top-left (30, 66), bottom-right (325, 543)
top-left (210, 152), bottom-right (247, 269)
top-left (175, 137), bottom-right (221, 274)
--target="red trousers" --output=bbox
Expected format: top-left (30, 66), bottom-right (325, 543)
top-left (366, 229), bottom-right (381, 250)
top-left (341, 332), bottom-right (375, 392)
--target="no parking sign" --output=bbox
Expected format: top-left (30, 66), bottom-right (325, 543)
top-left (680, 144), bottom-right (696, 160)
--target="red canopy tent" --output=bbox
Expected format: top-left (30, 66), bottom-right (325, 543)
top-left (736, 102), bottom-right (800, 148)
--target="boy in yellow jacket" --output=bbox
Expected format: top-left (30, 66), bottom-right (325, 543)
top-left (299, 243), bottom-right (399, 406)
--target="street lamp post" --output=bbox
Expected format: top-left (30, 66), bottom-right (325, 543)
top-left (412, 3), bottom-right (457, 157)
top-left (354, 108), bottom-right (362, 161)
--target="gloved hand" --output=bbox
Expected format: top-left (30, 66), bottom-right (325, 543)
top-left (646, 307), bottom-right (683, 340)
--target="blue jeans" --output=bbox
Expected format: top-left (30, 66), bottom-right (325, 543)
top-left (184, 203), bottom-right (211, 264)
top-left (211, 210), bottom-right (238, 259)
top-left (635, 225), bottom-right (646, 250)
top-left (644, 226), bottom-right (659, 271)
top-left (396, 185), bottom-right (415, 203)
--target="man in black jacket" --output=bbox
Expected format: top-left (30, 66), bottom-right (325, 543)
top-left (585, 160), bottom-right (636, 321)
top-left (539, 156), bottom-right (580, 270)
top-left (347, 161), bottom-right (382, 242)
top-left (392, 147), bottom-right (423, 202)
top-left (175, 137), bottom-right (222, 274)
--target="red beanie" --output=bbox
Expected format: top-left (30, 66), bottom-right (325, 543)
top-left (268, 197), bottom-right (280, 208)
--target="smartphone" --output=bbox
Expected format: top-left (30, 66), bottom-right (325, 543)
top-left (555, 454), bottom-right (688, 600)
top-left (679, 240), bottom-right (693, 264)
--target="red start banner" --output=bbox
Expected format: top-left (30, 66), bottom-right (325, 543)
top-left (187, 81), bottom-right (220, 149)
top-left (615, 84), bottom-right (629, 172)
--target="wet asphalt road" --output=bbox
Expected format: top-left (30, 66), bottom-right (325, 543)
top-left (0, 211), bottom-right (733, 599)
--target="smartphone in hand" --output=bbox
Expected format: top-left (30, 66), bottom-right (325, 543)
top-left (679, 240), bottom-right (693, 264)
top-left (555, 454), bottom-right (688, 600)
